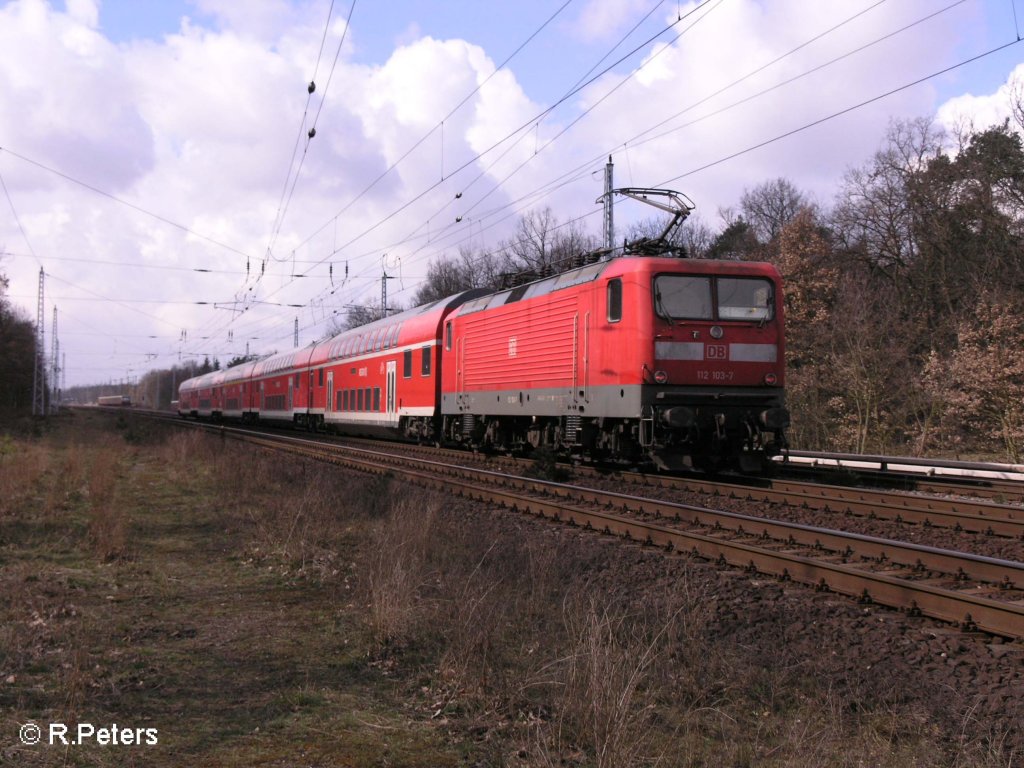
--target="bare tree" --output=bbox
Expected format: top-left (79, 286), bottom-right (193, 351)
top-left (498, 207), bottom-right (598, 277)
top-left (412, 245), bottom-right (509, 306)
top-left (831, 118), bottom-right (945, 277)
top-left (739, 177), bottom-right (809, 243)
top-left (1011, 73), bottom-right (1024, 132)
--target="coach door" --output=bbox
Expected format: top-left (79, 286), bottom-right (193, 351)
top-left (386, 360), bottom-right (397, 418)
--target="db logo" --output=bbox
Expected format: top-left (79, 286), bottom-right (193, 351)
top-left (705, 344), bottom-right (727, 360)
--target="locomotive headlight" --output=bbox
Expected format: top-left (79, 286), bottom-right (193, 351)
top-left (710, 325), bottom-right (724, 339)
top-left (654, 370), bottom-right (669, 384)
top-left (764, 373), bottom-right (778, 385)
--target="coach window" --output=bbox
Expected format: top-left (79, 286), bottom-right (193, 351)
top-left (318, 368), bottom-right (324, 387)
top-left (374, 328), bottom-right (384, 352)
top-left (295, 373), bottom-right (301, 388)
top-left (445, 321), bottom-right (452, 351)
top-left (342, 389), bottom-right (349, 410)
top-left (403, 349), bottom-right (412, 378)
top-left (607, 278), bottom-right (622, 323)
top-left (357, 389), bottom-right (364, 410)
top-left (421, 346), bottom-right (432, 376)
top-left (373, 387), bottom-right (380, 411)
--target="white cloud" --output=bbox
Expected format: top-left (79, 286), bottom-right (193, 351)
top-left (65, 0), bottom-right (98, 28)
top-left (936, 63), bottom-right (1024, 138)
top-left (573, 0), bottom-right (653, 44)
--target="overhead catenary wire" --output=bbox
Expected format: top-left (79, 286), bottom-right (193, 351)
top-left (0, 146), bottom-right (257, 262)
top-left (264, 0), bottom-right (340, 261)
top-left (364, 27), bottom-right (1024, 317)
top-left (195, 0), bottom-right (582, 357)
top-left (193, 0), bottom-right (609, 354)
top-left (249, 0), bottom-right (903, 322)
top-left (262, 0), bottom-right (358, 267)
top-left (0, 167), bottom-right (42, 269)
top-left (240, 0), bottom-right (719, 332)
top-left (393, 0), bottom-right (972, 276)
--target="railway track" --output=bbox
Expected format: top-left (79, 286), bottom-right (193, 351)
top-left (319, 435), bottom-right (1024, 540)
top-left (775, 451), bottom-right (1024, 503)
top-left (213, 425), bottom-right (1024, 640)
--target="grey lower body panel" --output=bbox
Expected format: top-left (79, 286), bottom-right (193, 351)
top-left (443, 384), bottom-right (784, 419)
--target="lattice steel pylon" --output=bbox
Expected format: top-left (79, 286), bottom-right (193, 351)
top-left (31, 268), bottom-right (46, 416)
top-left (603, 155), bottom-right (614, 251)
top-left (51, 306), bottom-right (59, 413)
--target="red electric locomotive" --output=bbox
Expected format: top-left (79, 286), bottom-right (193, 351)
top-left (440, 255), bottom-right (788, 470)
top-left (439, 189), bottom-right (789, 470)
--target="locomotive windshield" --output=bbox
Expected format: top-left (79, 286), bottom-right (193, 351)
top-left (654, 276), bottom-right (712, 319)
top-left (654, 275), bottom-right (773, 321)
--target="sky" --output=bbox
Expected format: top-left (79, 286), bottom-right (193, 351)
top-left (0, 0), bottom-right (1022, 389)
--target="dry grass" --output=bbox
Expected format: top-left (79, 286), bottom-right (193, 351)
top-left (85, 443), bottom-right (128, 561)
top-left (0, 436), bottom-right (48, 514)
top-left (3, 411), bottom-right (1016, 767)
top-left (552, 597), bottom-right (665, 766)
top-left (363, 496), bottom-right (437, 646)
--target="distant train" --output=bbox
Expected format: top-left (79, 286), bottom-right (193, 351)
top-left (98, 395), bottom-right (131, 407)
top-left (179, 233), bottom-right (789, 471)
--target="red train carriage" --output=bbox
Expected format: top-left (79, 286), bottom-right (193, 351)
top-left (313, 289), bottom-right (488, 438)
top-left (177, 289), bottom-right (487, 439)
top-left (179, 370), bottom-right (220, 418)
top-left (249, 349), bottom-right (315, 425)
top-left (440, 255), bottom-right (788, 470)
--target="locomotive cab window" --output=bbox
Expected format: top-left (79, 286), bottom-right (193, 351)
top-left (654, 275), bottom-right (774, 322)
top-left (607, 278), bottom-right (622, 323)
top-left (654, 276), bottom-right (712, 320)
top-left (718, 278), bottom-right (774, 321)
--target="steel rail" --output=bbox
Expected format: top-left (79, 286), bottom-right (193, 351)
top-left (321, 434), bottom-right (1024, 537)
